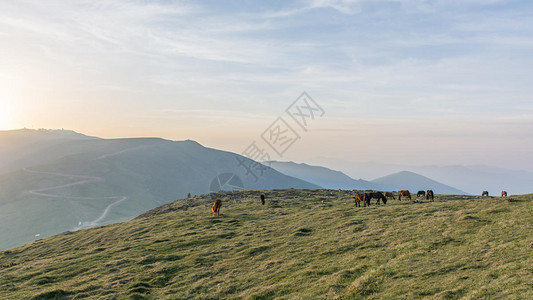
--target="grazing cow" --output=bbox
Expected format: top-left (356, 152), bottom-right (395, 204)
top-left (212, 199), bottom-right (222, 216)
top-left (355, 193), bottom-right (370, 207)
top-left (426, 190), bottom-right (434, 201)
top-left (417, 190), bottom-right (426, 198)
top-left (501, 191), bottom-right (507, 197)
top-left (384, 192), bottom-right (395, 200)
top-left (367, 192), bottom-right (387, 205)
top-left (260, 194), bottom-right (265, 205)
top-left (398, 190), bottom-right (411, 201)
top-left (482, 191), bottom-right (489, 197)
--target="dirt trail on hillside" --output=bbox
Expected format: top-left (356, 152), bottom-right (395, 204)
top-left (23, 168), bottom-right (128, 229)
top-left (94, 145), bottom-right (152, 160)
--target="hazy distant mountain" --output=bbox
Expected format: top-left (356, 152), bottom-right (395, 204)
top-left (0, 129), bottom-right (318, 250)
top-left (267, 161), bottom-right (381, 190)
top-left (406, 165), bottom-right (533, 196)
top-left (268, 161), bottom-right (466, 195)
top-left (371, 171), bottom-right (467, 195)
top-left (306, 157), bottom-right (407, 180)
top-left (307, 157), bottom-right (532, 196)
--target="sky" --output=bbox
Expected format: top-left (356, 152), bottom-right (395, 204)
top-left (0, 0), bottom-right (532, 170)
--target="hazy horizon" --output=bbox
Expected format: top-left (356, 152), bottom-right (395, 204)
top-left (1, 0), bottom-right (532, 171)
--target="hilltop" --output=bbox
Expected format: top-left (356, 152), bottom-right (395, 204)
top-left (0, 128), bottom-right (97, 174)
top-left (1, 190), bottom-right (531, 298)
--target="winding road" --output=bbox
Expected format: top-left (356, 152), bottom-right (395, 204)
top-left (24, 168), bottom-right (128, 230)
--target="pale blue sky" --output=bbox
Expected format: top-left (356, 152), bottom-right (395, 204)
top-left (1, 0), bottom-right (532, 170)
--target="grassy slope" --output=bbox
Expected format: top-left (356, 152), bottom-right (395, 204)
top-left (0, 190), bottom-right (532, 299)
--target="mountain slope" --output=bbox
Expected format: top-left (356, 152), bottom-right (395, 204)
top-left (371, 171), bottom-right (467, 195)
top-left (0, 190), bottom-right (531, 298)
top-left (267, 161), bottom-right (381, 190)
top-left (0, 129), bottom-right (319, 250)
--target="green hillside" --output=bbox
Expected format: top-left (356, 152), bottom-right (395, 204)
top-left (1, 190), bottom-right (532, 299)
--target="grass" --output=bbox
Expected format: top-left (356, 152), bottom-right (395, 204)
top-left (0, 190), bottom-right (532, 299)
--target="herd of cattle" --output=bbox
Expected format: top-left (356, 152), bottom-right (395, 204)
top-left (211, 189), bottom-right (511, 215)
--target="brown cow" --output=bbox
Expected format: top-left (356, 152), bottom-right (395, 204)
top-left (368, 192), bottom-right (387, 205)
top-left (482, 191), bottom-right (489, 197)
top-left (426, 190), bottom-right (434, 201)
top-left (212, 199), bottom-right (222, 216)
top-left (398, 190), bottom-right (411, 201)
top-left (501, 191), bottom-right (507, 197)
top-left (384, 192), bottom-right (395, 200)
top-left (355, 193), bottom-right (370, 207)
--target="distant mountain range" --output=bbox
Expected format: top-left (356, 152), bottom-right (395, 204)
top-left (266, 161), bottom-right (379, 190)
top-left (307, 157), bottom-right (533, 196)
top-left (0, 129), bottom-right (318, 250)
top-left (371, 170), bottom-right (466, 195)
top-left (267, 161), bottom-right (466, 194)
